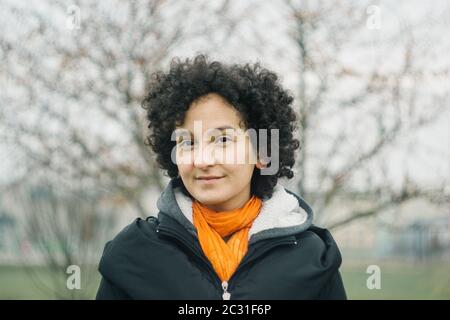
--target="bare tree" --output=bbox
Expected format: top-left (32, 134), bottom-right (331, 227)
top-left (0, 0), bottom-right (256, 299)
top-left (280, 0), bottom-right (450, 228)
top-left (0, 0), bottom-right (253, 216)
top-left (4, 180), bottom-right (117, 299)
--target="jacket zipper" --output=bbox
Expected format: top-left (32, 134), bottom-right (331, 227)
top-left (221, 281), bottom-right (231, 300)
top-left (156, 225), bottom-right (297, 300)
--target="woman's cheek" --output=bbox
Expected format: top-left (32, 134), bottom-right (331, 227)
top-left (177, 162), bottom-right (193, 179)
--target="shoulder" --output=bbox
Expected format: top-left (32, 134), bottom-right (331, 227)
top-left (303, 225), bottom-right (347, 299)
top-left (298, 225), bottom-right (339, 248)
top-left (102, 216), bottom-right (159, 251)
top-left (98, 216), bottom-right (161, 277)
top-left (293, 224), bottom-right (343, 270)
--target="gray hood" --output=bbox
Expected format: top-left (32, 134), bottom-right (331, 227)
top-left (156, 178), bottom-right (314, 244)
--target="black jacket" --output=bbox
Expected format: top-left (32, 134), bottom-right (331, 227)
top-left (96, 178), bottom-right (347, 300)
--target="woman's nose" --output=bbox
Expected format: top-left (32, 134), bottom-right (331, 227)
top-left (193, 144), bottom-right (216, 168)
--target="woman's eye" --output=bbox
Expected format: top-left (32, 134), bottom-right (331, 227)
top-left (216, 135), bottom-right (232, 145)
top-left (179, 140), bottom-right (193, 149)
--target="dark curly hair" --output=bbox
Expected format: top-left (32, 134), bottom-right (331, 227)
top-left (142, 54), bottom-right (300, 200)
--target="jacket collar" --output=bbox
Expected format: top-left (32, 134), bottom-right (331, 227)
top-left (156, 177), bottom-right (314, 244)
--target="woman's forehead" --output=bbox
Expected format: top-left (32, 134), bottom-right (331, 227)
top-left (183, 94), bottom-right (243, 123)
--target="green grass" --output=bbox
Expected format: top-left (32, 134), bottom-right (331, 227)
top-left (341, 261), bottom-right (450, 299)
top-left (0, 261), bottom-right (449, 299)
top-left (0, 265), bottom-right (101, 299)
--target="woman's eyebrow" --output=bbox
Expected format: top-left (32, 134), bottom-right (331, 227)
top-left (213, 125), bottom-right (237, 131)
top-left (178, 125), bottom-right (236, 133)
top-left (176, 126), bottom-right (237, 141)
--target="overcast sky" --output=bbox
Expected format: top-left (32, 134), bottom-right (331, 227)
top-left (0, 0), bottom-right (448, 190)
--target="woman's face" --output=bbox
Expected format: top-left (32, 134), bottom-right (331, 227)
top-left (175, 93), bottom-right (263, 212)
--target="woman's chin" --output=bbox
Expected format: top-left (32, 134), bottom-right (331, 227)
top-left (192, 193), bottom-right (228, 206)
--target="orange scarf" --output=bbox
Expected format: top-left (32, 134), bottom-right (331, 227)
top-left (192, 195), bottom-right (263, 282)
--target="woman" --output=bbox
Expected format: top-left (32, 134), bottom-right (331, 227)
top-left (96, 55), bottom-right (347, 300)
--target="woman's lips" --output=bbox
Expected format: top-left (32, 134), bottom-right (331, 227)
top-left (196, 176), bottom-right (225, 185)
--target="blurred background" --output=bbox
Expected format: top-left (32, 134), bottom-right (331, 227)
top-left (0, 0), bottom-right (449, 299)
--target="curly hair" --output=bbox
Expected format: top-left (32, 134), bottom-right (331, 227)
top-left (142, 54), bottom-right (300, 200)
